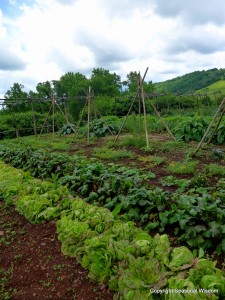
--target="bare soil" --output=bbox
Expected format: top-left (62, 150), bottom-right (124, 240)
top-left (0, 202), bottom-right (113, 300)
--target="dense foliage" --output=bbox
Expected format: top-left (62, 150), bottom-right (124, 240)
top-left (1, 145), bottom-right (225, 254)
top-left (0, 111), bottom-right (64, 139)
top-left (1, 162), bottom-right (225, 299)
top-left (173, 116), bottom-right (225, 144)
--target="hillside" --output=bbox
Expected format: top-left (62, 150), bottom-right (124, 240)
top-left (154, 68), bottom-right (225, 94)
top-left (197, 79), bottom-right (225, 94)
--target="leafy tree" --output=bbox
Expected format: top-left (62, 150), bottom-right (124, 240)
top-left (90, 68), bottom-right (122, 97)
top-left (36, 81), bottom-right (53, 98)
top-left (57, 72), bottom-right (89, 97)
top-left (4, 83), bottom-right (28, 112)
top-left (56, 72), bottom-right (89, 121)
top-left (123, 71), bottom-right (154, 95)
top-left (34, 81), bottom-right (54, 113)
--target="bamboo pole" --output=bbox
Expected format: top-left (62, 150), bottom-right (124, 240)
top-left (114, 67), bottom-right (149, 143)
top-left (145, 94), bottom-right (176, 141)
top-left (30, 99), bottom-right (37, 137)
top-left (39, 102), bottom-right (53, 136)
top-left (138, 73), bottom-right (142, 134)
top-left (206, 106), bottom-right (225, 144)
top-left (52, 95), bottom-right (55, 138)
top-left (193, 97), bottom-right (225, 155)
top-left (114, 96), bottom-right (138, 143)
top-left (95, 107), bottom-right (116, 137)
top-left (87, 86), bottom-right (91, 145)
top-left (9, 105), bottom-right (19, 138)
top-left (55, 101), bottom-right (77, 134)
top-left (70, 99), bottom-right (88, 144)
top-left (139, 75), bottom-right (149, 149)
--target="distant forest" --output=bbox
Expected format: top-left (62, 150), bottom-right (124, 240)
top-left (154, 68), bottom-right (225, 94)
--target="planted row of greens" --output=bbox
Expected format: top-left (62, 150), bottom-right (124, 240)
top-left (172, 116), bottom-right (225, 144)
top-left (0, 145), bottom-right (225, 253)
top-left (87, 115), bottom-right (225, 144)
top-left (0, 162), bottom-right (225, 299)
top-left (1, 111), bottom-right (225, 145)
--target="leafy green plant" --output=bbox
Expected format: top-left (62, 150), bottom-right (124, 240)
top-left (1, 161), bottom-right (225, 298)
top-left (93, 147), bottom-right (135, 160)
top-left (160, 175), bottom-right (191, 191)
top-left (205, 163), bottom-right (225, 177)
top-left (138, 155), bottom-right (166, 166)
top-left (151, 139), bottom-right (187, 153)
top-left (119, 135), bottom-right (147, 149)
top-left (86, 118), bottom-right (120, 137)
top-left (166, 160), bottom-right (199, 174)
top-left (173, 117), bottom-right (208, 142)
top-left (58, 124), bottom-right (75, 135)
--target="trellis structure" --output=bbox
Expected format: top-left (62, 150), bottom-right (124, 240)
top-left (0, 82), bottom-right (224, 147)
top-left (114, 67), bottom-right (177, 148)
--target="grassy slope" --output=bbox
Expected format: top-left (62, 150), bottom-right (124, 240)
top-left (196, 79), bottom-right (225, 94)
top-left (153, 68), bottom-right (225, 94)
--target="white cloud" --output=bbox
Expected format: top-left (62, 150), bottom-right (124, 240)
top-left (154, 0), bottom-right (225, 25)
top-left (0, 0), bottom-right (225, 97)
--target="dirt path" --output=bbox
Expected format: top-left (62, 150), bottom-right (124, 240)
top-left (0, 202), bottom-right (113, 300)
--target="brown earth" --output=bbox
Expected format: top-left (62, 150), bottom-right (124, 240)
top-left (0, 202), bottom-right (113, 300)
top-left (1, 133), bottom-right (225, 299)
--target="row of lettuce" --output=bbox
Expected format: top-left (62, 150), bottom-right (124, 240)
top-left (0, 145), bottom-right (225, 254)
top-left (0, 161), bottom-right (225, 299)
top-left (1, 112), bottom-right (225, 144)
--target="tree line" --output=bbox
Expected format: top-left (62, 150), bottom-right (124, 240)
top-left (2, 67), bottom-right (222, 122)
top-left (2, 68), bottom-right (153, 119)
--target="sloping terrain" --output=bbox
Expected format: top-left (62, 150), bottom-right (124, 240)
top-left (154, 68), bottom-right (225, 94)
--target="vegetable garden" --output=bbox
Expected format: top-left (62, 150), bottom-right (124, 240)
top-left (1, 78), bottom-right (225, 298)
top-left (0, 113), bottom-right (225, 299)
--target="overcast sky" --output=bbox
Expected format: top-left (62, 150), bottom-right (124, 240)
top-left (1, 0), bottom-right (225, 98)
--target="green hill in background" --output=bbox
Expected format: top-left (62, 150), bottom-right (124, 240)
top-left (196, 79), bottom-right (225, 94)
top-left (154, 68), bottom-right (225, 95)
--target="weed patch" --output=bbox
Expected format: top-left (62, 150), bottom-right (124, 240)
top-left (166, 160), bottom-right (199, 174)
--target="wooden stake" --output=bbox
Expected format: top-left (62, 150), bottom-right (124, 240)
top-left (146, 95), bottom-right (176, 141)
top-left (30, 99), bottom-right (37, 137)
top-left (139, 75), bottom-right (149, 149)
top-left (114, 67), bottom-right (149, 142)
top-left (95, 107), bottom-right (116, 137)
top-left (9, 105), bottom-right (19, 138)
top-left (193, 97), bottom-right (225, 155)
top-left (55, 101), bottom-right (76, 134)
top-left (70, 98), bottom-right (88, 143)
top-left (39, 102), bottom-right (53, 136)
top-left (206, 106), bottom-right (225, 144)
top-left (87, 86), bottom-right (91, 145)
top-left (138, 73), bottom-right (142, 134)
top-left (114, 96), bottom-right (138, 143)
top-left (52, 95), bottom-right (55, 138)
